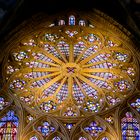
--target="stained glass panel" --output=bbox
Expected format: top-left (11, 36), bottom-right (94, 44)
top-left (0, 97), bottom-right (9, 110)
top-left (69, 15), bottom-right (75, 25)
top-left (37, 121), bottom-right (55, 137)
top-left (30, 136), bottom-right (38, 140)
top-left (102, 137), bottom-right (109, 140)
top-left (5, 15), bottom-right (136, 116)
top-left (84, 121), bottom-right (103, 137)
top-left (78, 137), bottom-right (87, 140)
top-left (52, 136), bottom-right (61, 140)
top-left (0, 111), bottom-right (19, 140)
top-left (121, 112), bottom-right (140, 140)
top-left (131, 98), bottom-right (140, 112)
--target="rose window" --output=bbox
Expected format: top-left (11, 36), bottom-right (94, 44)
top-left (4, 22), bottom-right (137, 116)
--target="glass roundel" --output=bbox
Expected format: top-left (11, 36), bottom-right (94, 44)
top-left (5, 25), bottom-right (137, 115)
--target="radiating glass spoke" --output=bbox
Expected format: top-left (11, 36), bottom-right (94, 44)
top-left (54, 46), bottom-right (68, 63)
top-left (78, 74), bottom-right (103, 94)
top-left (75, 42), bottom-right (99, 63)
top-left (79, 46), bottom-right (127, 65)
top-left (36, 60), bottom-right (60, 67)
top-left (74, 77), bottom-right (88, 97)
top-left (27, 72), bottom-right (61, 83)
top-left (82, 59), bottom-right (118, 68)
top-left (7, 22), bottom-right (136, 114)
top-left (81, 73), bottom-right (106, 81)
top-left (38, 75), bottom-right (63, 92)
top-left (81, 73), bottom-right (113, 88)
top-left (53, 76), bottom-right (67, 97)
top-left (39, 49), bottom-right (64, 65)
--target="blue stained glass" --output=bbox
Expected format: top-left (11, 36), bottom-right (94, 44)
top-left (0, 110), bottom-right (19, 127)
top-left (121, 112), bottom-right (140, 140)
top-left (0, 110), bottom-right (19, 140)
top-left (84, 121), bottom-right (103, 137)
top-left (52, 136), bottom-right (61, 140)
top-left (65, 123), bottom-right (74, 131)
top-left (69, 15), bottom-right (75, 25)
top-left (37, 121), bottom-right (55, 137)
top-left (131, 98), bottom-right (140, 112)
top-left (102, 137), bottom-right (109, 140)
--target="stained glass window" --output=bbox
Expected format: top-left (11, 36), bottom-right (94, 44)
top-left (58, 20), bottom-right (65, 25)
top-left (1, 11), bottom-right (139, 140)
top-left (102, 137), bottom-right (109, 140)
top-left (121, 112), bottom-right (140, 140)
top-left (105, 116), bottom-right (114, 124)
top-left (4, 13), bottom-right (137, 117)
top-left (52, 136), bottom-right (61, 140)
top-left (79, 20), bottom-right (86, 26)
top-left (7, 65), bottom-right (19, 75)
top-left (27, 115), bottom-right (34, 123)
top-left (0, 110), bottom-right (19, 140)
top-left (106, 96), bottom-right (120, 106)
top-left (0, 97), bottom-right (9, 110)
top-left (40, 101), bottom-right (57, 112)
top-left (69, 15), bottom-right (75, 25)
top-left (84, 121), bottom-right (103, 137)
top-left (65, 30), bottom-right (78, 37)
top-left (78, 137), bottom-right (87, 140)
top-left (37, 121), bottom-right (55, 137)
top-left (83, 100), bottom-right (100, 112)
top-left (13, 51), bottom-right (28, 61)
top-left (30, 136), bottom-right (38, 140)
top-left (65, 123), bottom-right (75, 131)
top-left (63, 107), bottom-right (78, 117)
top-left (131, 98), bottom-right (140, 112)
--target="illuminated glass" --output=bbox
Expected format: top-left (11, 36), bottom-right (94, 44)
top-left (105, 116), bottom-right (114, 124)
top-left (65, 123), bottom-right (75, 131)
top-left (52, 136), bottom-right (61, 140)
top-left (79, 20), bottom-right (86, 26)
top-left (63, 107), bottom-right (78, 117)
top-left (69, 15), bottom-right (75, 25)
top-left (0, 97), bottom-right (9, 110)
top-left (121, 112), bottom-right (140, 140)
top-left (58, 20), bottom-right (65, 25)
top-left (37, 121), bottom-right (55, 137)
top-left (0, 111), bottom-right (19, 140)
top-left (78, 137), bottom-right (87, 140)
top-left (30, 136), bottom-right (38, 140)
top-left (131, 98), bottom-right (140, 112)
top-left (5, 14), bottom-right (136, 116)
top-left (102, 137), bottom-right (109, 140)
top-left (84, 121), bottom-right (103, 137)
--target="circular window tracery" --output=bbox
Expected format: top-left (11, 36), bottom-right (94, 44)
top-left (3, 16), bottom-right (138, 117)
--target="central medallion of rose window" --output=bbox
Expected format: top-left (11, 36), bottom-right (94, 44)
top-left (62, 63), bottom-right (80, 77)
top-left (6, 26), bottom-right (136, 115)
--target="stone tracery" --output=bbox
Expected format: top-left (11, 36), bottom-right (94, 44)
top-left (0, 10), bottom-right (140, 140)
top-left (4, 20), bottom-right (137, 116)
